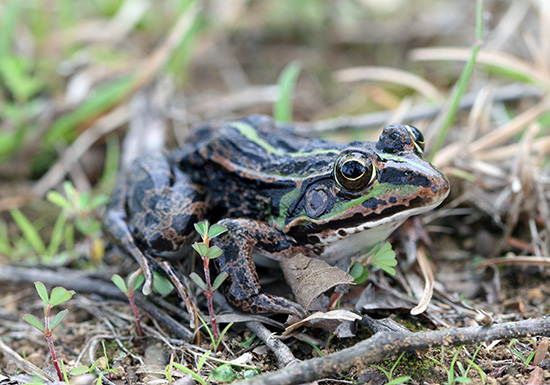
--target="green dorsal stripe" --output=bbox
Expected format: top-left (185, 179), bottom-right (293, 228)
top-left (231, 122), bottom-right (339, 158)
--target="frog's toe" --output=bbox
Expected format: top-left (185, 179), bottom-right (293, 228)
top-left (231, 293), bottom-right (305, 317)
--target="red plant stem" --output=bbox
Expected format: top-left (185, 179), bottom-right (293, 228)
top-left (45, 332), bottom-right (63, 380)
top-left (128, 294), bottom-right (144, 337)
top-left (203, 257), bottom-right (220, 339)
top-left (328, 292), bottom-right (344, 311)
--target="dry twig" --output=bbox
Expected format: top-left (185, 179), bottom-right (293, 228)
top-left (236, 317), bottom-right (550, 385)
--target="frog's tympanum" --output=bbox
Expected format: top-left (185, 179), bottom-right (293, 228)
top-left (105, 115), bottom-right (450, 316)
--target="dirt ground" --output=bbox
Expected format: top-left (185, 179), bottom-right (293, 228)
top-left (1, 0), bottom-right (549, 384)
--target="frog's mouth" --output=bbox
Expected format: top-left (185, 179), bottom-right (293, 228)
top-left (289, 192), bottom-right (445, 247)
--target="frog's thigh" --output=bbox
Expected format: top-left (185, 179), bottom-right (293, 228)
top-left (213, 218), bottom-right (305, 316)
top-left (126, 153), bottom-right (207, 253)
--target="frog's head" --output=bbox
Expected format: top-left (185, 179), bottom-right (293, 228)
top-left (282, 123), bottom-right (450, 260)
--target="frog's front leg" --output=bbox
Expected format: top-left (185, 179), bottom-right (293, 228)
top-left (212, 218), bottom-right (307, 317)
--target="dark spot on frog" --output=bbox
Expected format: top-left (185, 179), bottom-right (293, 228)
top-left (378, 167), bottom-right (430, 187)
top-left (146, 231), bottom-right (175, 252)
top-left (362, 198), bottom-right (386, 210)
top-left (307, 235), bottom-right (321, 244)
top-left (338, 229), bottom-right (347, 237)
top-left (389, 196), bottom-right (397, 203)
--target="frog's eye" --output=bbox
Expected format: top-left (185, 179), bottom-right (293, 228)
top-left (406, 125), bottom-right (425, 153)
top-left (334, 152), bottom-right (376, 192)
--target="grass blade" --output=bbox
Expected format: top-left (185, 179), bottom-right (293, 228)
top-left (427, 0), bottom-right (484, 160)
top-left (47, 211), bottom-right (67, 256)
top-left (273, 61), bottom-right (302, 123)
top-left (9, 208), bottom-right (46, 255)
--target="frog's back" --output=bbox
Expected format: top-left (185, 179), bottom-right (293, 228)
top-left (174, 115), bottom-right (344, 178)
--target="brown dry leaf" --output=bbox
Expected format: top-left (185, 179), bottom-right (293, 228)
top-left (280, 253), bottom-right (354, 311)
top-left (283, 310), bottom-right (362, 337)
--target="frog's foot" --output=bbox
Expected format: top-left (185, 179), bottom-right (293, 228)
top-left (104, 205), bottom-right (155, 295)
top-left (228, 292), bottom-right (304, 317)
top-left (212, 218), bottom-right (309, 317)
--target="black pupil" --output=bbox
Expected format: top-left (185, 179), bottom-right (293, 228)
top-left (342, 160), bottom-right (366, 179)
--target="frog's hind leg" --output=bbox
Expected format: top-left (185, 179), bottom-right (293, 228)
top-left (212, 218), bottom-right (306, 316)
top-left (105, 153), bottom-right (207, 294)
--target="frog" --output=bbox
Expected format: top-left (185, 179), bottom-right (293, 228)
top-left (104, 114), bottom-right (450, 316)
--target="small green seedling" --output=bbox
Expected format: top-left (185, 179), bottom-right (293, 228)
top-left (170, 351), bottom-right (210, 385)
top-left (112, 269), bottom-right (174, 339)
top-left (350, 241), bottom-right (398, 285)
top-left (508, 339), bottom-right (537, 369)
top-left (112, 271), bottom-right (146, 337)
top-left (47, 181), bottom-right (109, 265)
top-left (427, 344), bottom-right (485, 385)
top-left (23, 281), bottom-right (75, 381)
top-left (197, 313), bottom-right (234, 351)
top-left (167, 349), bottom-right (260, 384)
top-left (69, 341), bottom-right (121, 385)
top-left (189, 220), bottom-right (228, 340)
top-left (371, 352), bottom-right (411, 385)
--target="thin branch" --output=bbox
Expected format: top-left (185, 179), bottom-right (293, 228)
top-left (246, 322), bottom-right (298, 368)
top-left (236, 316), bottom-right (550, 385)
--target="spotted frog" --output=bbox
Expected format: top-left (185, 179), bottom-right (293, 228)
top-left (104, 115), bottom-right (449, 315)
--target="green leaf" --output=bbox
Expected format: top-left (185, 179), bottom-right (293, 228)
top-left (387, 376), bottom-right (412, 385)
top-left (192, 242), bottom-right (209, 257)
top-left (190, 272), bottom-right (207, 291)
top-left (197, 313), bottom-right (215, 343)
top-left (23, 314), bottom-right (45, 332)
top-left (70, 366), bottom-right (91, 375)
top-left (45, 76), bottom-right (133, 145)
top-left (197, 350), bottom-right (211, 370)
top-left (205, 245), bottom-right (223, 260)
top-left (364, 241), bottom-right (382, 259)
top-left (78, 192), bottom-right (90, 210)
top-left (0, 0), bottom-right (20, 58)
top-left (239, 334), bottom-right (256, 349)
top-left (152, 271), bottom-right (173, 295)
top-left (218, 322), bottom-right (234, 342)
top-left (46, 191), bottom-right (71, 210)
top-left (210, 364), bottom-right (236, 383)
top-left (350, 262), bottom-right (369, 284)
top-left (372, 242), bottom-right (397, 276)
top-left (10, 208), bottom-right (46, 255)
top-left (0, 130), bottom-right (23, 158)
top-left (129, 273), bottom-right (145, 292)
top-left (194, 220), bottom-right (209, 238)
top-left (242, 369), bottom-right (260, 378)
top-left (33, 281), bottom-right (49, 305)
top-left (89, 194), bottom-right (109, 210)
top-left (211, 272), bottom-right (228, 291)
top-left (273, 61), bottom-right (302, 123)
top-left (50, 309), bottom-right (68, 329)
top-left (62, 359), bottom-right (71, 384)
top-left (49, 287), bottom-right (75, 306)
top-left (111, 274), bottom-right (128, 294)
top-left (62, 181), bottom-right (76, 205)
top-left (64, 223), bottom-right (74, 251)
top-left (47, 211), bottom-right (67, 256)
top-left (207, 224), bottom-right (227, 239)
top-left (0, 56), bottom-right (44, 102)
top-left (454, 377), bottom-right (472, 384)
top-left (0, 221), bottom-right (13, 257)
top-left (171, 363), bottom-right (207, 385)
